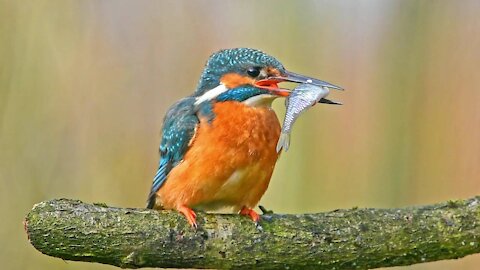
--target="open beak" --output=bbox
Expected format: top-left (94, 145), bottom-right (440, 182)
top-left (254, 70), bottom-right (343, 103)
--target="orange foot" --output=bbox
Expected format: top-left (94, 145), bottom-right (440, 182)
top-left (240, 206), bottom-right (260, 223)
top-left (178, 205), bottom-right (197, 229)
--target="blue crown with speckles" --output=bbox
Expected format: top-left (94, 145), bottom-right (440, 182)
top-left (195, 48), bottom-right (285, 95)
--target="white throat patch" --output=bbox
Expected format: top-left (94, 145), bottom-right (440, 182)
top-left (194, 84), bottom-right (228, 105)
top-left (243, 94), bottom-right (277, 107)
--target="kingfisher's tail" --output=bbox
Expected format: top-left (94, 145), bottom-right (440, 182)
top-left (276, 132), bottom-right (290, 153)
top-left (146, 157), bottom-right (169, 209)
top-left (146, 191), bottom-right (156, 209)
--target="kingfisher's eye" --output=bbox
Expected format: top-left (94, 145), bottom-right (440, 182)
top-left (247, 67), bottom-right (261, 78)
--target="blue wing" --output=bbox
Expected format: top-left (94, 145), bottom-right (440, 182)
top-left (147, 97), bottom-right (200, 208)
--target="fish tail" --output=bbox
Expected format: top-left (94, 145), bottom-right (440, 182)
top-left (276, 132), bottom-right (290, 153)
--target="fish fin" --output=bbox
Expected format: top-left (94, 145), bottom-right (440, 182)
top-left (276, 132), bottom-right (290, 153)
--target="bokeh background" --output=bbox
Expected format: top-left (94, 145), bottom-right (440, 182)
top-left (1, 0), bottom-right (479, 269)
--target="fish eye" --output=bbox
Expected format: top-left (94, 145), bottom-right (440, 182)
top-left (246, 67), bottom-right (261, 78)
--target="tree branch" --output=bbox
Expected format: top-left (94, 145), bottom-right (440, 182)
top-left (24, 197), bottom-right (480, 269)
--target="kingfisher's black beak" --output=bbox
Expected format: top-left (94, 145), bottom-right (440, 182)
top-left (280, 70), bottom-right (344, 90)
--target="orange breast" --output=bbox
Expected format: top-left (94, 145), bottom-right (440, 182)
top-left (156, 101), bottom-right (281, 212)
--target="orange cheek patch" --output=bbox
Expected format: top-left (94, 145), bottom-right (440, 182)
top-left (266, 67), bottom-right (282, 77)
top-left (220, 73), bottom-right (255, 89)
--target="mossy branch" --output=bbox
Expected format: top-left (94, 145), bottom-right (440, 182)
top-left (24, 197), bottom-right (480, 269)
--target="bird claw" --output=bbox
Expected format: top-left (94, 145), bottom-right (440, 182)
top-left (259, 205), bottom-right (274, 215)
top-left (178, 206), bottom-right (197, 229)
top-left (240, 207), bottom-right (260, 223)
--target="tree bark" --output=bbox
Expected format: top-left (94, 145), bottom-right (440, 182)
top-left (24, 197), bottom-right (480, 269)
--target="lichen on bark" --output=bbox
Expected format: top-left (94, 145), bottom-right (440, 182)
top-left (24, 196), bottom-right (480, 269)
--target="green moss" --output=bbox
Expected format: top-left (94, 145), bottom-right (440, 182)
top-left (93, 202), bottom-right (109, 208)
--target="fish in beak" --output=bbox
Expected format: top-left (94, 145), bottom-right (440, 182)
top-left (254, 70), bottom-right (343, 104)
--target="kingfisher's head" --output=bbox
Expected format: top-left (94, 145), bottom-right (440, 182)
top-left (194, 48), bottom-right (342, 105)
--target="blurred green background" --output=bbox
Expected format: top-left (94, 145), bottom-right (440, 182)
top-left (1, 0), bottom-right (479, 269)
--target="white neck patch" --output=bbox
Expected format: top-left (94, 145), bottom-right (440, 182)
top-left (194, 84), bottom-right (228, 105)
top-left (243, 94), bottom-right (277, 107)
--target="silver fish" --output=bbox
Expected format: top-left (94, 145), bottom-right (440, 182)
top-left (276, 83), bottom-right (330, 153)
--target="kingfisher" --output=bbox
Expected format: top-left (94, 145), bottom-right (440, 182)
top-left (146, 48), bottom-right (342, 228)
